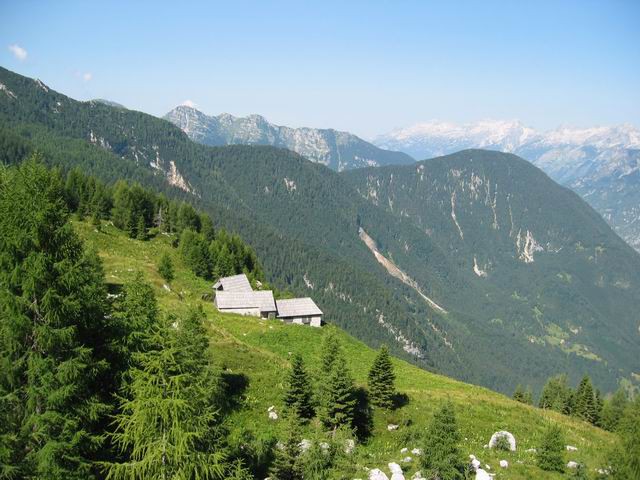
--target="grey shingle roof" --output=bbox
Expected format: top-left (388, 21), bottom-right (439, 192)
top-left (213, 274), bottom-right (253, 292)
top-left (276, 298), bottom-right (323, 318)
top-left (215, 290), bottom-right (277, 312)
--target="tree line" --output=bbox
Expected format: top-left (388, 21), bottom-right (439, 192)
top-left (63, 163), bottom-right (264, 283)
top-left (513, 373), bottom-right (633, 431)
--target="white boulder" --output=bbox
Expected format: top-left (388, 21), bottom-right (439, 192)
top-left (411, 448), bottom-right (422, 455)
top-left (525, 448), bottom-right (537, 453)
top-left (388, 463), bottom-right (403, 475)
top-left (411, 472), bottom-right (424, 480)
top-left (268, 410), bottom-right (278, 420)
top-left (471, 458), bottom-right (481, 470)
top-left (499, 460), bottom-right (508, 468)
top-left (489, 431), bottom-right (516, 451)
top-left (475, 469), bottom-right (492, 480)
top-left (387, 424), bottom-right (399, 431)
top-left (369, 469), bottom-right (389, 480)
top-left (401, 447), bottom-right (408, 454)
top-left (344, 439), bottom-right (355, 454)
top-left (391, 475), bottom-right (405, 480)
top-left (298, 439), bottom-right (312, 452)
top-left (566, 445), bottom-right (578, 451)
top-left (567, 461), bottom-right (579, 469)
top-left (401, 457), bottom-right (412, 463)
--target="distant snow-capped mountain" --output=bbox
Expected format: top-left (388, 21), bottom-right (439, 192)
top-left (375, 121), bottom-right (640, 252)
top-left (164, 105), bottom-right (414, 171)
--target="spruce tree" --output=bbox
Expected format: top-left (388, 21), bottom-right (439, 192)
top-left (420, 402), bottom-right (465, 480)
top-left (135, 214), bottom-right (146, 240)
top-left (269, 416), bottom-right (303, 480)
top-left (368, 346), bottom-right (396, 409)
top-left (106, 312), bottom-right (225, 480)
top-left (283, 353), bottom-right (314, 420)
top-left (0, 159), bottom-right (114, 479)
top-left (316, 330), bottom-right (341, 405)
top-left (574, 375), bottom-right (597, 424)
top-left (537, 424), bottom-right (565, 472)
top-left (157, 252), bottom-right (175, 284)
top-left (111, 272), bottom-right (159, 361)
top-left (319, 355), bottom-right (357, 431)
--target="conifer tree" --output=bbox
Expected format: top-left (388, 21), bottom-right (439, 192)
top-left (537, 424), bottom-right (565, 472)
top-left (574, 375), bottom-right (597, 424)
top-left (269, 416), bottom-right (303, 480)
top-left (513, 384), bottom-right (526, 403)
top-left (601, 388), bottom-right (629, 431)
top-left (283, 354), bottom-right (314, 420)
top-left (368, 346), bottom-right (396, 409)
top-left (112, 272), bottom-right (159, 360)
top-left (420, 402), bottom-right (465, 480)
top-left (608, 397), bottom-right (640, 480)
top-left (106, 312), bottom-right (225, 480)
top-left (319, 355), bottom-right (357, 431)
top-left (157, 252), bottom-right (175, 284)
top-left (523, 386), bottom-right (534, 405)
top-left (0, 159), bottom-right (114, 479)
top-left (135, 214), bottom-right (146, 240)
top-left (316, 330), bottom-right (341, 405)
top-left (539, 374), bottom-right (573, 414)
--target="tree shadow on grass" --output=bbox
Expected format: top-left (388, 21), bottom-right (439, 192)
top-left (220, 371), bottom-right (249, 414)
top-left (392, 392), bottom-right (410, 410)
top-left (353, 387), bottom-right (374, 442)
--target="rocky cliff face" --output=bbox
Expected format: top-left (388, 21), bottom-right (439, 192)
top-left (164, 105), bottom-right (414, 171)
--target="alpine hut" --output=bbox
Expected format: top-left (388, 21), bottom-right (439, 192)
top-left (275, 297), bottom-right (323, 327)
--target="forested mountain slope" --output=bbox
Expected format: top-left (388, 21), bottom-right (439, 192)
top-left (73, 218), bottom-right (616, 480)
top-left (375, 121), bottom-right (640, 252)
top-left (1, 66), bottom-right (639, 396)
top-left (164, 105), bottom-right (414, 171)
top-left (343, 151), bottom-right (640, 392)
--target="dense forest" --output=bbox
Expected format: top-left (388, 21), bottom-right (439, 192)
top-left (1, 66), bottom-right (640, 398)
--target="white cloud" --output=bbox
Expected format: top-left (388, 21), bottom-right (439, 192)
top-left (181, 99), bottom-right (197, 108)
top-left (82, 72), bottom-right (93, 82)
top-left (8, 44), bottom-right (27, 61)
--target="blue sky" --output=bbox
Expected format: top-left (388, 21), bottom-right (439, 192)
top-left (1, 0), bottom-right (638, 137)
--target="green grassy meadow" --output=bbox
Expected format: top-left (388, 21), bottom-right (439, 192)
top-left (76, 220), bottom-right (615, 479)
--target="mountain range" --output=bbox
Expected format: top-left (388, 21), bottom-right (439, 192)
top-left (1, 66), bottom-right (639, 396)
top-left (375, 120), bottom-right (640, 252)
top-left (164, 105), bottom-right (413, 171)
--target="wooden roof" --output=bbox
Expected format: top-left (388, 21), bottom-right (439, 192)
top-left (215, 290), bottom-right (277, 312)
top-left (213, 273), bottom-right (252, 292)
top-left (276, 297), bottom-right (323, 318)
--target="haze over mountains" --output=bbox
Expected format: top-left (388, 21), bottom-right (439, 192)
top-left (167, 106), bottom-right (640, 253)
top-left (375, 120), bottom-right (640, 251)
top-left (2, 67), bottom-right (639, 397)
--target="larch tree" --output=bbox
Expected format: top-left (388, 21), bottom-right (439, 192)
top-left (368, 346), bottom-right (396, 409)
top-left (106, 308), bottom-right (226, 480)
